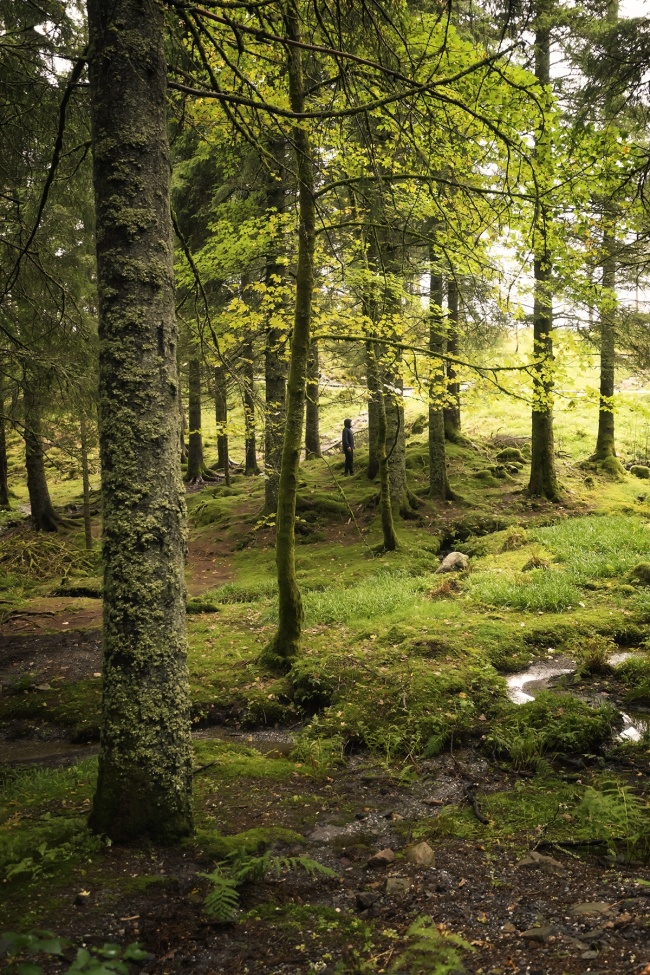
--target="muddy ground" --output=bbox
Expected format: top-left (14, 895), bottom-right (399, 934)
top-left (2, 619), bottom-right (650, 975)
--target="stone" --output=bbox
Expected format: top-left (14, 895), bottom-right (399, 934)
top-left (569, 903), bottom-right (612, 917)
top-left (502, 922), bottom-right (517, 933)
top-left (496, 447), bottom-right (526, 463)
top-left (367, 848), bottom-right (396, 868)
top-left (581, 951), bottom-right (600, 960)
top-left (435, 552), bottom-right (469, 575)
top-left (309, 825), bottom-right (347, 843)
top-left (433, 870), bottom-right (453, 893)
top-left (515, 852), bottom-right (567, 875)
top-left (356, 891), bottom-right (380, 911)
top-left (520, 925), bottom-right (558, 942)
top-left (631, 465), bottom-right (650, 479)
top-left (386, 876), bottom-right (412, 895)
top-left (405, 841), bottom-right (435, 867)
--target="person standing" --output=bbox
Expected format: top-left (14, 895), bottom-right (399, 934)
top-left (342, 418), bottom-right (354, 475)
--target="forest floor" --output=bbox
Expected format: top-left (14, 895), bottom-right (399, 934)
top-left (4, 427), bottom-right (650, 974)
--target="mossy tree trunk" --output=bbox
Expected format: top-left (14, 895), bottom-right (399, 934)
top-left (262, 4), bottom-right (314, 670)
top-left (592, 0), bottom-right (620, 468)
top-left (429, 250), bottom-right (454, 500)
top-left (80, 414), bottom-right (93, 551)
top-left (365, 350), bottom-right (380, 479)
top-left (186, 354), bottom-right (206, 482)
top-left (243, 334), bottom-right (260, 475)
top-left (0, 375), bottom-right (9, 508)
top-left (592, 242), bottom-right (617, 462)
top-left (528, 9), bottom-right (560, 501)
top-left (264, 140), bottom-right (289, 514)
top-left (443, 275), bottom-right (462, 443)
top-left (23, 382), bottom-right (60, 532)
top-left (214, 363), bottom-right (229, 482)
top-left (86, 0), bottom-right (193, 844)
top-left (367, 341), bottom-right (397, 551)
top-left (304, 339), bottom-right (321, 458)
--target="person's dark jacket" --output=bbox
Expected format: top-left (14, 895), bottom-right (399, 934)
top-left (342, 426), bottom-right (354, 452)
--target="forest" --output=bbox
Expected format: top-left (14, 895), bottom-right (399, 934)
top-left (2, 0), bottom-right (650, 972)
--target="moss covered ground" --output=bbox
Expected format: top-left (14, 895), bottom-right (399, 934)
top-left (4, 358), bottom-right (650, 972)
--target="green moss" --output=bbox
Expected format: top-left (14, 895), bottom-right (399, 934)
top-left (631, 465), bottom-right (650, 479)
top-left (629, 563), bottom-right (650, 587)
top-left (193, 825), bottom-right (305, 860)
top-left (496, 447), bottom-right (526, 463)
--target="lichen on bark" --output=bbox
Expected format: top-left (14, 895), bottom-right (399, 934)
top-left (86, 0), bottom-right (193, 843)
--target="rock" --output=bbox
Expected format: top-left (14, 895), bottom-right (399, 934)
top-left (433, 870), bottom-right (453, 892)
top-left (74, 890), bottom-right (91, 906)
top-left (496, 447), bottom-right (526, 463)
top-left (515, 851), bottom-right (567, 875)
top-left (569, 902), bottom-right (612, 917)
top-left (405, 842), bottom-right (435, 867)
top-left (520, 925), bottom-right (558, 942)
top-left (581, 951), bottom-right (600, 961)
top-left (356, 891), bottom-right (380, 911)
top-left (367, 848), bottom-right (396, 868)
top-left (435, 552), bottom-right (469, 575)
top-left (35, 684), bottom-right (51, 691)
top-left (386, 876), bottom-right (412, 895)
top-left (309, 825), bottom-right (347, 843)
top-left (629, 562), bottom-right (650, 586)
top-left (631, 465), bottom-right (650, 479)
top-left (502, 922), bottom-right (517, 933)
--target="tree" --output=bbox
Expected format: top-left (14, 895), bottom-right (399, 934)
top-left (86, 0), bottom-right (193, 843)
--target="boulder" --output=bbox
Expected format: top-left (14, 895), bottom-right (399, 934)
top-left (631, 465), bottom-right (650, 479)
top-left (435, 552), bottom-right (469, 574)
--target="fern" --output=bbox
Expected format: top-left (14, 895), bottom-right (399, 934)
top-left (201, 851), bottom-right (336, 921)
top-left (199, 869), bottom-right (240, 922)
top-left (389, 917), bottom-right (472, 975)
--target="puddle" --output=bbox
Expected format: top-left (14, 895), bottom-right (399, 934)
top-left (506, 651), bottom-right (648, 741)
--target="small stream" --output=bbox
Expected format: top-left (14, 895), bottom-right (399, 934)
top-left (506, 651), bottom-right (650, 742)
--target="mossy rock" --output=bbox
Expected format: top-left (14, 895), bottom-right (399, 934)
top-left (500, 526), bottom-right (529, 552)
top-left (410, 414), bottom-right (428, 435)
top-left (630, 465), bottom-right (650, 480)
top-left (474, 470), bottom-right (501, 487)
top-left (496, 447), bottom-right (526, 463)
top-left (629, 562), bottom-right (650, 587)
top-left (296, 493), bottom-right (347, 517)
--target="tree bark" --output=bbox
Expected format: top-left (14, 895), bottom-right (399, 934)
top-left (367, 342), bottom-right (397, 551)
top-left (80, 414), bottom-right (93, 551)
top-left (214, 363), bottom-right (229, 482)
top-left (264, 141), bottom-right (289, 514)
top-left (304, 339), bottom-right (321, 458)
top-left (0, 375), bottom-right (9, 508)
top-left (86, 0), bottom-right (193, 844)
top-left (242, 334), bottom-right (260, 475)
top-left (185, 354), bottom-right (205, 482)
top-left (366, 347), bottom-right (380, 479)
top-left (592, 0), bottom-right (620, 467)
top-left (429, 254), bottom-right (454, 500)
top-left (528, 8), bottom-right (560, 501)
top-left (23, 383), bottom-right (60, 532)
top-left (262, 4), bottom-right (314, 669)
top-left (443, 275), bottom-right (462, 442)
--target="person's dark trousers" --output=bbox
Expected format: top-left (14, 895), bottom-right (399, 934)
top-left (344, 450), bottom-right (354, 475)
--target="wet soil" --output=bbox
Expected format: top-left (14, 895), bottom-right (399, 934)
top-left (5, 749), bottom-right (650, 975)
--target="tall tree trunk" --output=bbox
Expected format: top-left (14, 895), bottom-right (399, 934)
top-left (80, 414), bottom-right (93, 551)
top-left (86, 0), bottom-right (193, 844)
top-left (264, 141), bottom-right (289, 514)
top-left (304, 339), bottom-right (321, 458)
top-left (443, 275), bottom-right (462, 442)
top-left (214, 363), bottom-right (229, 481)
top-left (592, 241), bottom-right (617, 461)
top-left (366, 348), bottom-right (380, 479)
top-left (528, 7), bottom-right (560, 500)
top-left (185, 354), bottom-right (205, 482)
top-left (0, 375), bottom-right (9, 508)
top-left (262, 4), bottom-right (314, 669)
top-left (23, 383), bottom-right (60, 532)
top-left (243, 335), bottom-right (260, 475)
top-left (429, 253), bottom-right (454, 500)
top-left (592, 0), bottom-right (620, 469)
top-left (367, 342), bottom-right (397, 551)
top-left (386, 370), bottom-right (410, 514)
